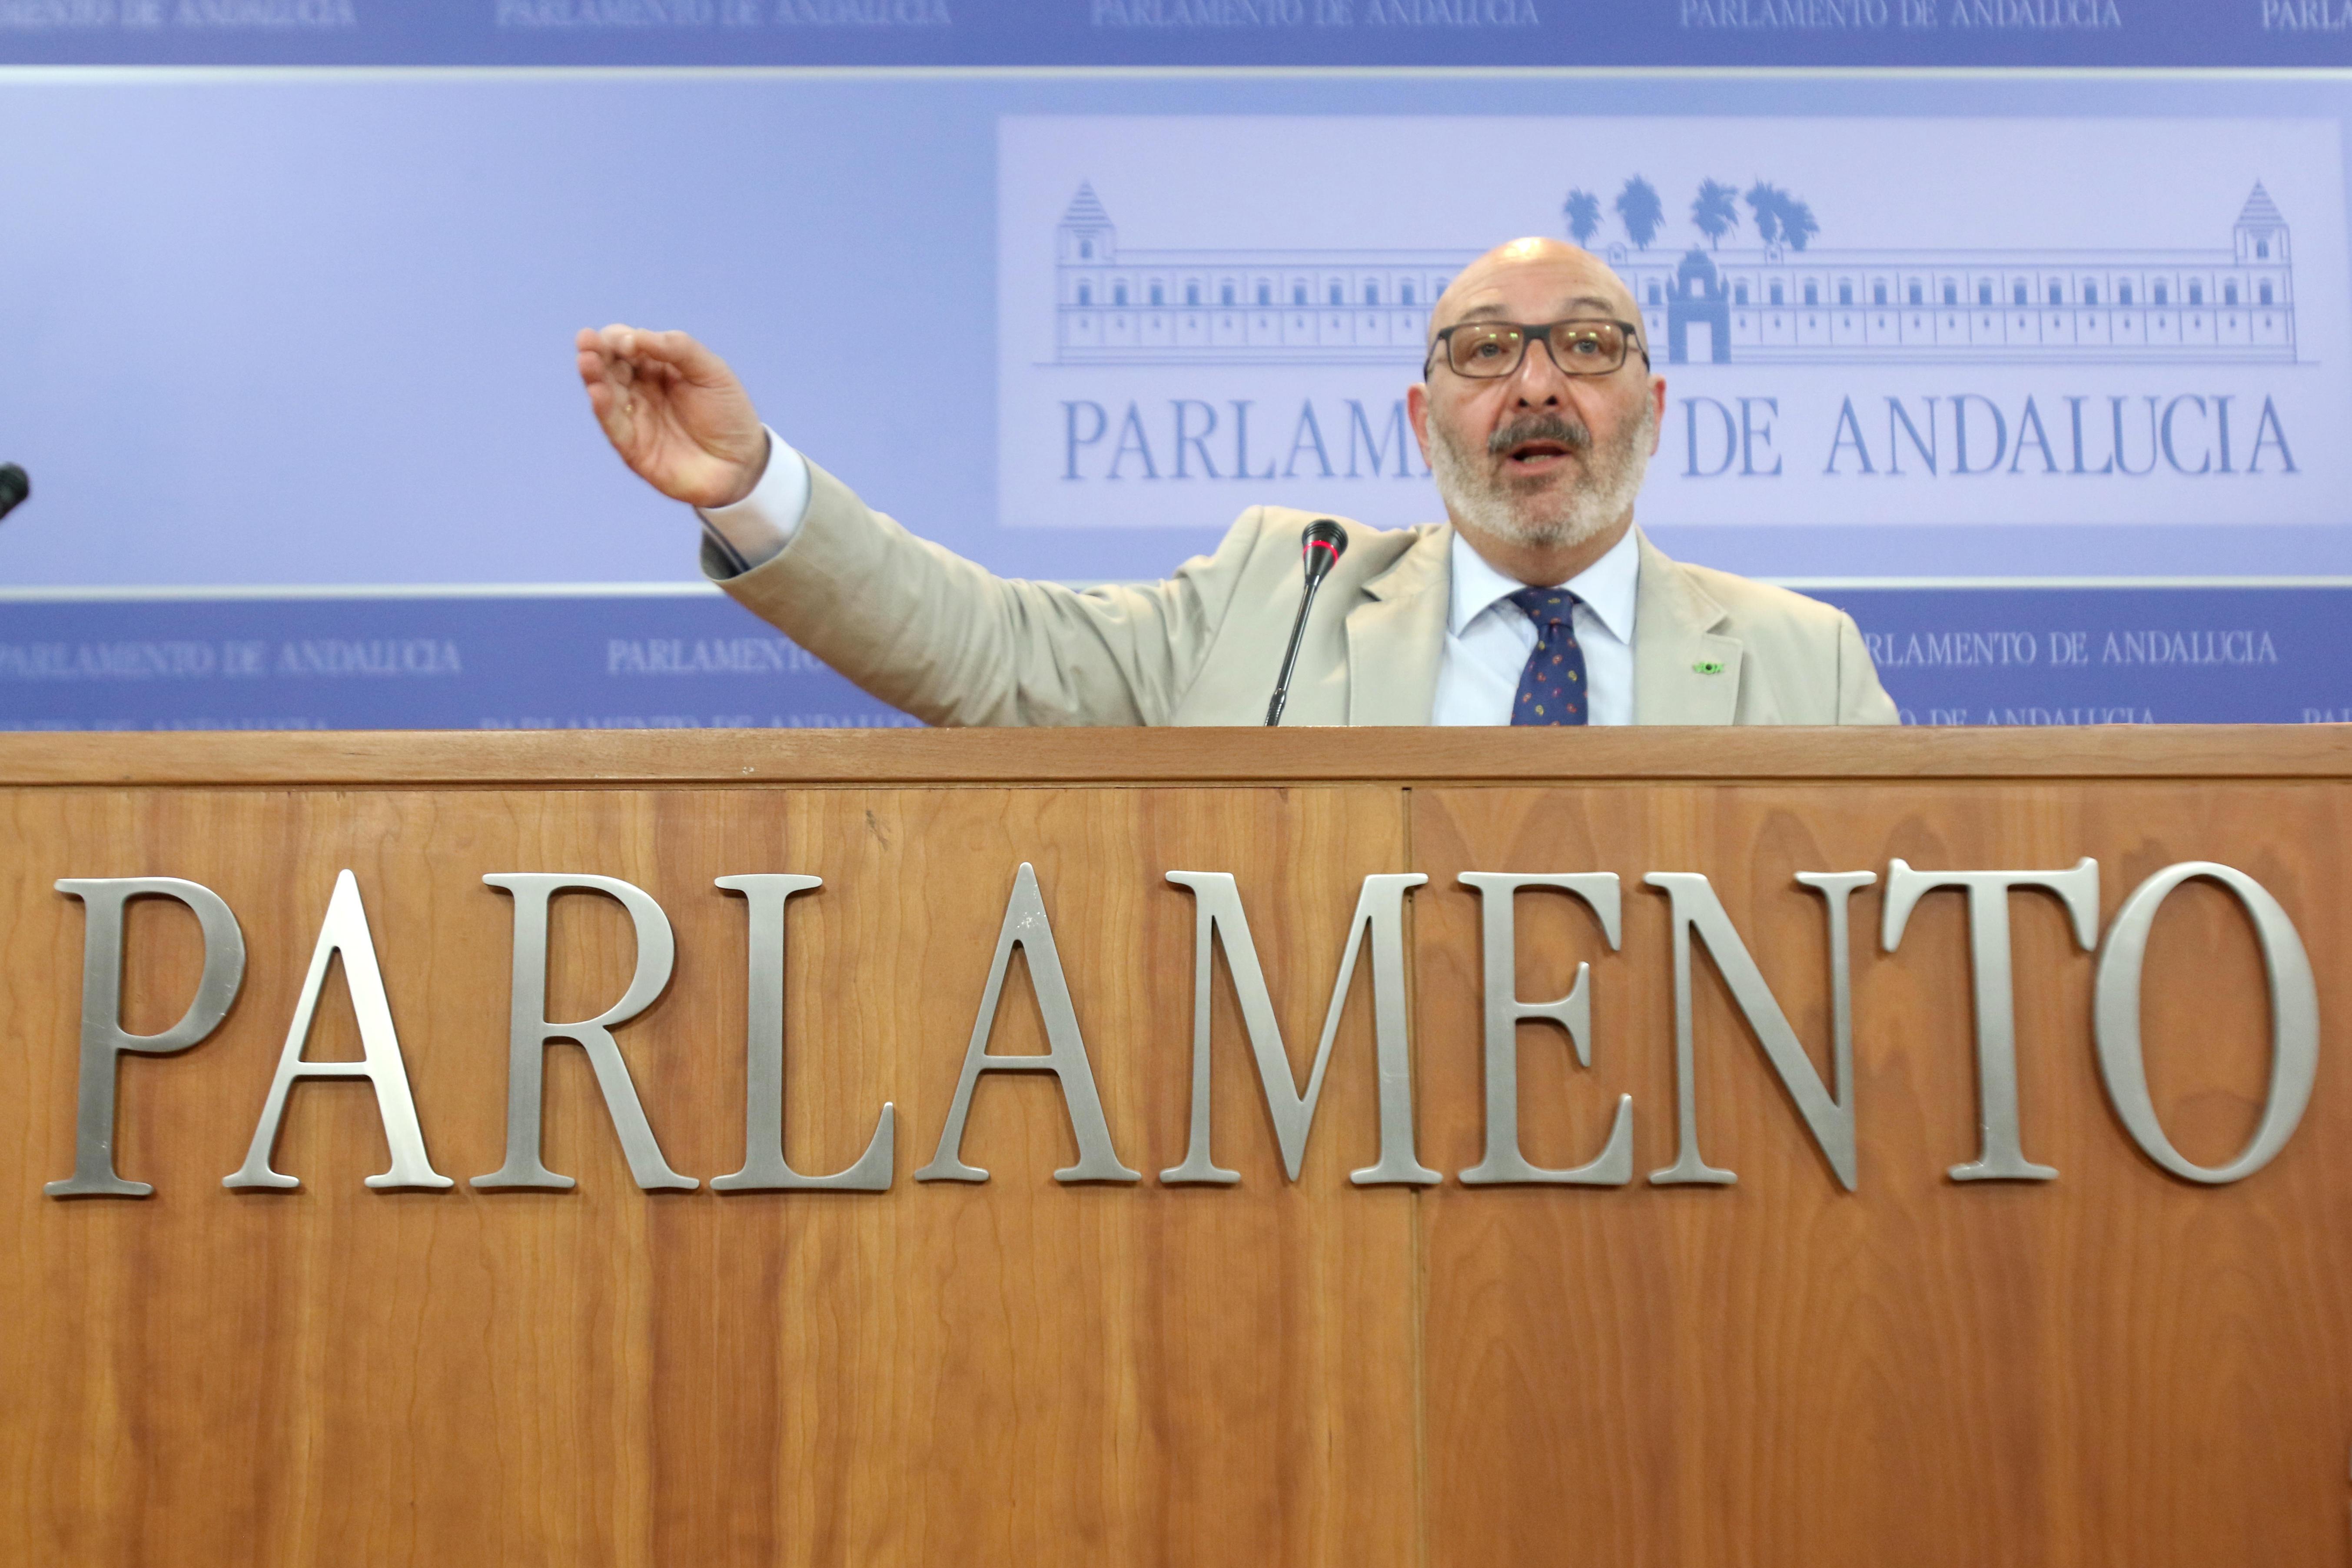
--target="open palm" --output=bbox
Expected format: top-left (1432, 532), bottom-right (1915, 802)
top-left (576, 325), bottom-right (769, 509)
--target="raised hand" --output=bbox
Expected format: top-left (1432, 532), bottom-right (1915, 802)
top-left (576, 325), bottom-right (770, 509)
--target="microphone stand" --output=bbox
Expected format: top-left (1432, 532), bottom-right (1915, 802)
top-left (1266, 521), bottom-right (1347, 726)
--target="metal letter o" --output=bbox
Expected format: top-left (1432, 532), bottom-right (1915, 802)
top-left (2093, 861), bottom-right (2319, 1185)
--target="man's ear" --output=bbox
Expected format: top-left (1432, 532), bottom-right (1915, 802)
top-left (1647, 374), bottom-right (1666, 456)
top-left (1407, 380), bottom-right (1433, 463)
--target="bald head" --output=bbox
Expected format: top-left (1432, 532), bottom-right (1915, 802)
top-left (1427, 238), bottom-right (1641, 349)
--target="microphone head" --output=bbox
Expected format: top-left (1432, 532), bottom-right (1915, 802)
top-left (0, 464), bottom-right (26, 523)
top-left (1299, 518), bottom-right (1348, 583)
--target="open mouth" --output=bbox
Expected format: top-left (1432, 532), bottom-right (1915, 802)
top-left (1504, 439), bottom-right (1575, 468)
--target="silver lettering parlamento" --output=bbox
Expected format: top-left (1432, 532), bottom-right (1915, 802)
top-left (226, 869), bottom-right (450, 1192)
top-left (47, 877), bottom-right (246, 1199)
top-left (473, 874), bottom-right (697, 1192)
top-left (710, 875), bottom-right (894, 1192)
top-left (916, 863), bottom-right (1138, 1184)
top-left (1881, 860), bottom-right (2099, 1183)
top-left (1456, 873), bottom-right (1632, 1187)
top-left (2093, 862), bottom-right (2319, 1185)
top-left (1159, 871), bottom-right (1438, 1187)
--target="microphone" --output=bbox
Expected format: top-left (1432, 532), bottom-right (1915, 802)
top-left (0, 465), bottom-right (26, 524)
top-left (1265, 519), bottom-right (1349, 727)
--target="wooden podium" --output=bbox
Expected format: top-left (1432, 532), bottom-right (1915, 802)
top-left (2, 727), bottom-right (2345, 1567)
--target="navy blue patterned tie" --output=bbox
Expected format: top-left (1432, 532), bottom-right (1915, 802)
top-left (1508, 586), bottom-right (1589, 726)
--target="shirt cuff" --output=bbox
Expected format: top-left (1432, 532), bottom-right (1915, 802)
top-left (695, 427), bottom-right (811, 578)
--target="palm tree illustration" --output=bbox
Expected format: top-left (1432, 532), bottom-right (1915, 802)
top-left (1781, 197), bottom-right (1820, 252)
top-left (1691, 179), bottom-right (1740, 250)
top-left (1744, 181), bottom-right (1785, 247)
top-left (1615, 176), bottom-right (1664, 250)
top-left (1562, 189), bottom-right (1603, 248)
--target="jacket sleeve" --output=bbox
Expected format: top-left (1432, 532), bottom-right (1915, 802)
top-left (711, 457), bottom-right (1263, 727)
top-left (1834, 611), bottom-right (1902, 726)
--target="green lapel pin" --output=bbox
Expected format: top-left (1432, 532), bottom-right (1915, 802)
top-left (1693, 659), bottom-right (1726, 675)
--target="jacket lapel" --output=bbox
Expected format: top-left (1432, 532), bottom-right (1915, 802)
top-left (1631, 528), bottom-right (1744, 725)
top-left (1345, 525), bottom-right (1452, 726)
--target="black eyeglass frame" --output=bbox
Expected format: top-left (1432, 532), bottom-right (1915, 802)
top-left (1422, 317), bottom-right (1653, 381)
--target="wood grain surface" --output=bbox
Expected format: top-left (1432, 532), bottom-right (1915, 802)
top-left (4, 723), bottom-right (2351, 787)
top-left (0, 784), bottom-right (1415, 1568)
top-left (1411, 781), bottom-right (2352, 1568)
top-left (0, 732), bottom-right (2344, 1566)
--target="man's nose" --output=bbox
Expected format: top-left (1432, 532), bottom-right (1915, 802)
top-left (1510, 336), bottom-right (1574, 403)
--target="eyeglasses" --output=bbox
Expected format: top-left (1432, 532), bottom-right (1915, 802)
top-left (1425, 318), bottom-right (1649, 380)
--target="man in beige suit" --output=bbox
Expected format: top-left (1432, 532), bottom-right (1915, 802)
top-left (576, 238), bottom-right (1898, 727)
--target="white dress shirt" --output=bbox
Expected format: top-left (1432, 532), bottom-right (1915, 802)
top-left (695, 429), bottom-right (810, 575)
top-left (1431, 527), bottom-right (1638, 726)
top-left (696, 429), bottom-right (1641, 726)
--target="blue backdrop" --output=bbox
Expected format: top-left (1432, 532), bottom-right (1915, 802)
top-left (2, 10), bottom-right (2348, 730)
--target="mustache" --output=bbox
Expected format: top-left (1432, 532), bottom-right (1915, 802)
top-left (1487, 414), bottom-right (1593, 456)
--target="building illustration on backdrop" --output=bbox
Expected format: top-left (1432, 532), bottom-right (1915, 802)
top-left (1051, 179), bottom-right (2295, 366)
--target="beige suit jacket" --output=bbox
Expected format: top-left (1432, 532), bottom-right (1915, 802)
top-left (715, 458), bottom-right (1900, 728)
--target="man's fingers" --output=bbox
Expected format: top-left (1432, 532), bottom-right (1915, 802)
top-left (578, 321), bottom-right (760, 505)
top-left (609, 327), bottom-right (733, 387)
top-left (586, 324), bottom-right (704, 389)
top-left (577, 333), bottom-right (638, 388)
top-left (581, 326), bottom-right (730, 401)
top-left (583, 378), bottom-right (632, 442)
top-left (619, 327), bottom-right (682, 360)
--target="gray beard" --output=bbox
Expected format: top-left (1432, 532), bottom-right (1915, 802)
top-left (1428, 400), bottom-right (1655, 552)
